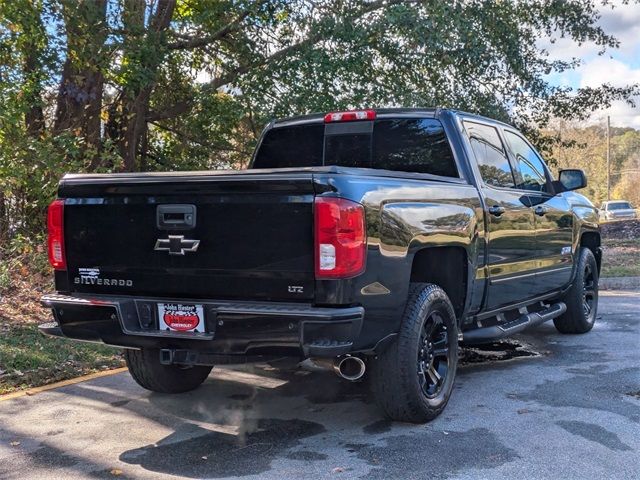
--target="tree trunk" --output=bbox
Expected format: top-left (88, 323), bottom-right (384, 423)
top-left (120, 90), bottom-right (152, 171)
top-left (53, 0), bottom-right (107, 167)
top-left (0, 190), bottom-right (7, 247)
top-left (117, 0), bottom-right (176, 171)
top-left (19, 6), bottom-right (46, 138)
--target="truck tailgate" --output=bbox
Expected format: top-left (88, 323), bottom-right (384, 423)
top-left (59, 172), bottom-right (316, 301)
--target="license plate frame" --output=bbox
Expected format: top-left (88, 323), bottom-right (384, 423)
top-left (157, 303), bottom-right (205, 333)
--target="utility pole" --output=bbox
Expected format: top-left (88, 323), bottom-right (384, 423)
top-left (606, 115), bottom-right (611, 201)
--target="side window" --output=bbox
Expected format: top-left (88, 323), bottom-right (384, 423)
top-left (463, 121), bottom-right (515, 188)
top-left (504, 131), bottom-right (548, 192)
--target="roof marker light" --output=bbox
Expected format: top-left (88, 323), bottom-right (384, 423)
top-left (324, 109), bottom-right (376, 123)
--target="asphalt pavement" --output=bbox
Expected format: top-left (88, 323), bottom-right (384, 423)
top-left (1, 290), bottom-right (639, 479)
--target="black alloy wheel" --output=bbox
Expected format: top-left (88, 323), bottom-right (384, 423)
top-left (581, 262), bottom-right (597, 322)
top-left (554, 247), bottom-right (599, 334)
top-left (371, 283), bottom-right (458, 423)
top-left (417, 312), bottom-right (450, 398)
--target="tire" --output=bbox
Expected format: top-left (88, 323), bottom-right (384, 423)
top-left (370, 283), bottom-right (459, 423)
top-left (554, 247), bottom-right (599, 334)
top-left (124, 348), bottom-right (212, 393)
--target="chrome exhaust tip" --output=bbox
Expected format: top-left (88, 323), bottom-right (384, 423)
top-left (334, 355), bottom-right (366, 381)
top-left (303, 355), bottom-right (366, 381)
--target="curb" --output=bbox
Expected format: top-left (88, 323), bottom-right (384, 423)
top-left (0, 367), bottom-right (128, 402)
top-left (600, 276), bottom-right (640, 291)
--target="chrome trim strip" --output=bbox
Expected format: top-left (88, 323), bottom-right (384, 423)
top-left (490, 266), bottom-right (572, 284)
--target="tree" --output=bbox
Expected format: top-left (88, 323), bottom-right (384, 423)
top-left (545, 121), bottom-right (640, 206)
top-left (52, 0), bottom-right (640, 172)
top-left (611, 129), bottom-right (640, 206)
top-left (1, 0), bottom-right (639, 245)
top-left (53, 0), bottom-right (108, 165)
top-left (546, 122), bottom-right (609, 203)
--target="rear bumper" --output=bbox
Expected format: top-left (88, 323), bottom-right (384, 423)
top-left (605, 213), bottom-right (637, 220)
top-left (40, 293), bottom-right (364, 358)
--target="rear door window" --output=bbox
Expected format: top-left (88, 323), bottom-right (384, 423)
top-left (464, 121), bottom-right (515, 188)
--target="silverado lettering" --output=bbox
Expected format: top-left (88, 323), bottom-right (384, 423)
top-left (41, 108), bottom-right (601, 423)
top-left (74, 277), bottom-right (133, 287)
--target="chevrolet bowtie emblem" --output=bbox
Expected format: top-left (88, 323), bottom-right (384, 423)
top-left (154, 235), bottom-right (200, 255)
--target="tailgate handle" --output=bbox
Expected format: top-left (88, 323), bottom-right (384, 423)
top-left (157, 204), bottom-right (196, 230)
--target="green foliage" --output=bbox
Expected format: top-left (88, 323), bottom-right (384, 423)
top-left (0, 232), bottom-right (50, 293)
top-left (0, 0), bottom-right (639, 247)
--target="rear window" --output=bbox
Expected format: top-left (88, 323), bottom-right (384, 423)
top-left (253, 118), bottom-right (458, 177)
top-left (608, 202), bottom-right (632, 210)
top-left (372, 119), bottom-right (457, 176)
top-left (253, 124), bottom-right (324, 168)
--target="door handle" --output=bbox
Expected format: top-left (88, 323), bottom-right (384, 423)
top-left (488, 205), bottom-right (506, 217)
top-left (534, 206), bottom-right (547, 216)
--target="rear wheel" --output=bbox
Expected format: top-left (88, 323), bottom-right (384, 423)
top-left (370, 283), bottom-right (458, 423)
top-left (124, 348), bottom-right (212, 393)
top-left (554, 247), bottom-right (599, 334)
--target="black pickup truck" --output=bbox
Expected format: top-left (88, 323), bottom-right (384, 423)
top-left (41, 108), bottom-right (601, 423)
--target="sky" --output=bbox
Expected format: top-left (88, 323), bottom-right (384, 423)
top-left (542, 1), bottom-right (640, 128)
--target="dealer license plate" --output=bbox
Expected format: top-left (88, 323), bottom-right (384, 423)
top-left (158, 303), bottom-right (205, 333)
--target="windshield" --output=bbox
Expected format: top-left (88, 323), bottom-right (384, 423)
top-left (253, 118), bottom-right (458, 177)
top-left (607, 202), bottom-right (632, 210)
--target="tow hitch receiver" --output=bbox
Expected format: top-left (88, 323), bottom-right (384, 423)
top-left (159, 349), bottom-right (199, 365)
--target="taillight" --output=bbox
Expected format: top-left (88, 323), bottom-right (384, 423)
top-left (47, 199), bottom-right (66, 270)
top-left (324, 109), bottom-right (376, 123)
top-left (314, 197), bottom-right (366, 279)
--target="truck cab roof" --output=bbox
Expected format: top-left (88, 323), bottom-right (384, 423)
top-left (271, 107), bottom-right (515, 129)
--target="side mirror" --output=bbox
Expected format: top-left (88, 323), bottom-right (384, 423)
top-left (558, 169), bottom-right (587, 191)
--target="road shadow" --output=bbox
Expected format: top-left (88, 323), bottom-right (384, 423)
top-left (55, 361), bottom-right (380, 478)
top-left (8, 332), bottom-right (576, 479)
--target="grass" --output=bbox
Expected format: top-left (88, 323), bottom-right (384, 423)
top-left (0, 248), bottom-right (124, 396)
top-left (600, 238), bottom-right (640, 278)
top-left (0, 323), bottom-right (123, 395)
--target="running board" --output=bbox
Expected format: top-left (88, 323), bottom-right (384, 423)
top-left (461, 302), bottom-right (566, 345)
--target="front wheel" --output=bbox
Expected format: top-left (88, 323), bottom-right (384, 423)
top-left (554, 247), bottom-right (599, 334)
top-left (370, 283), bottom-right (458, 423)
top-left (124, 348), bottom-right (212, 393)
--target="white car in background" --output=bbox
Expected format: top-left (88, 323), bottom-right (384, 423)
top-left (599, 200), bottom-right (638, 221)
